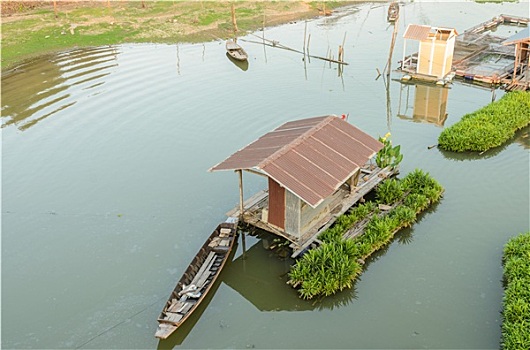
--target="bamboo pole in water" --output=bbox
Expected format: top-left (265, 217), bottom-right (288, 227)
top-left (231, 3), bottom-right (238, 33)
top-left (303, 21), bottom-right (307, 56)
top-left (237, 170), bottom-right (244, 218)
top-left (386, 14), bottom-right (399, 76)
top-left (243, 36), bottom-right (349, 65)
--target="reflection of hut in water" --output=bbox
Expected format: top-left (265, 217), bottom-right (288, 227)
top-left (397, 83), bottom-right (449, 127)
top-left (223, 237), bottom-right (357, 311)
top-left (209, 115), bottom-right (394, 257)
top-left (400, 24), bottom-right (458, 83)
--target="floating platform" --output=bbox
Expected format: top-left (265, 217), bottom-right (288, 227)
top-left (227, 165), bottom-right (398, 258)
top-left (399, 14), bottom-right (529, 91)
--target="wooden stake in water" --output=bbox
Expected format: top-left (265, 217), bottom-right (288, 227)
top-left (231, 3), bottom-right (239, 33)
top-left (303, 21), bottom-right (308, 57)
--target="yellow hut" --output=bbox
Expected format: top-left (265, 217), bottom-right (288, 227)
top-left (401, 24), bottom-right (458, 81)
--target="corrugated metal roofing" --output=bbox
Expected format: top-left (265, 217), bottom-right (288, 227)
top-left (209, 115), bottom-right (383, 208)
top-left (404, 24), bottom-right (458, 41)
top-left (403, 24), bottom-right (432, 41)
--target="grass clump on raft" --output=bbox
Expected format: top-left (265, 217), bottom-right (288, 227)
top-left (288, 169), bottom-right (444, 300)
top-left (501, 232), bottom-right (530, 350)
top-left (438, 91), bottom-right (530, 152)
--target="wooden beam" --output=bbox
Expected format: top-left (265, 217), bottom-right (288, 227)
top-left (237, 170), bottom-right (244, 218)
top-left (244, 168), bottom-right (268, 177)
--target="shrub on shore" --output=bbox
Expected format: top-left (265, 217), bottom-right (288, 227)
top-left (501, 232), bottom-right (530, 350)
top-left (438, 91), bottom-right (530, 152)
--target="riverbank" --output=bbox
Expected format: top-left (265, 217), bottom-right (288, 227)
top-left (1, 0), bottom-right (363, 71)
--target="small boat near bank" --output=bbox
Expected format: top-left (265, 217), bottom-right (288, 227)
top-left (387, 2), bottom-right (399, 22)
top-left (155, 218), bottom-right (239, 340)
top-left (226, 39), bottom-right (248, 61)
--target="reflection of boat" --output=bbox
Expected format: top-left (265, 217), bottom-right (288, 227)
top-left (155, 219), bottom-right (238, 340)
top-left (226, 52), bottom-right (249, 71)
top-left (387, 2), bottom-right (399, 22)
top-left (226, 40), bottom-right (248, 61)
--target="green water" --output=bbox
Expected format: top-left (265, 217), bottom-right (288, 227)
top-left (2, 1), bottom-right (529, 348)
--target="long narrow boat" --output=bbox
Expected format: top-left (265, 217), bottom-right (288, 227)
top-left (387, 2), bottom-right (399, 22)
top-left (155, 218), bottom-right (238, 339)
top-left (226, 40), bottom-right (248, 61)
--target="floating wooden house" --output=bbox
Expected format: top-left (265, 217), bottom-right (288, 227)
top-left (401, 24), bottom-right (458, 82)
top-left (210, 115), bottom-right (394, 257)
top-left (502, 27), bottom-right (530, 91)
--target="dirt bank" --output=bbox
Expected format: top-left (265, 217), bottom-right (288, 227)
top-left (1, 1), bottom-right (361, 70)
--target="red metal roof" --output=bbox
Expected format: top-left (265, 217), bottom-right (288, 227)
top-left (209, 115), bottom-right (383, 208)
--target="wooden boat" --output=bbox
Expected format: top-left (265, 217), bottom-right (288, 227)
top-left (155, 218), bottom-right (238, 339)
top-left (226, 40), bottom-right (248, 61)
top-left (387, 2), bottom-right (399, 22)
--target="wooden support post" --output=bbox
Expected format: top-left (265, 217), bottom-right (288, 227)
top-left (231, 3), bottom-right (238, 33)
top-left (386, 15), bottom-right (399, 76)
top-left (303, 21), bottom-right (307, 57)
top-left (53, 0), bottom-right (58, 19)
top-left (241, 229), bottom-right (247, 258)
top-left (237, 169), bottom-right (244, 218)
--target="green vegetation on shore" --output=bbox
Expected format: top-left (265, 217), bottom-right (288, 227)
top-left (288, 169), bottom-right (444, 300)
top-left (438, 91), bottom-right (530, 153)
top-left (1, 1), bottom-right (352, 70)
top-left (501, 232), bottom-right (530, 350)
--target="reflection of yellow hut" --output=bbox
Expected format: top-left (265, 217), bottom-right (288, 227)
top-left (398, 83), bottom-right (449, 126)
top-left (402, 25), bottom-right (458, 80)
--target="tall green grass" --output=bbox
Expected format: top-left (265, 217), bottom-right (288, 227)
top-left (438, 91), bottom-right (530, 152)
top-left (288, 169), bottom-right (444, 299)
top-left (501, 232), bottom-right (530, 350)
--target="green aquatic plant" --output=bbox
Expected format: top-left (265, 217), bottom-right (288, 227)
top-left (290, 169), bottom-right (444, 300)
top-left (376, 178), bottom-right (404, 205)
top-left (375, 133), bottom-right (403, 169)
top-left (401, 169), bottom-right (443, 202)
top-left (403, 193), bottom-right (429, 212)
top-left (389, 206), bottom-right (417, 228)
top-left (289, 240), bottom-right (361, 299)
top-left (501, 231), bottom-right (530, 350)
top-left (438, 91), bottom-right (530, 152)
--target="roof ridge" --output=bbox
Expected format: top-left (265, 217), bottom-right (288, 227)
top-left (257, 115), bottom-right (335, 169)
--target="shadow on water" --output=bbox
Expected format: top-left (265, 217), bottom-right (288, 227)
top-left (1, 46), bottom-right (117, 131)
top-left (225, 53), bottom-right (249, 71)
top-left (219, 202), bottom-right (446, 314)
top-left (222, 230), bottom-right (358, 312)
top-left (438, 126), bottom-right (530, 161)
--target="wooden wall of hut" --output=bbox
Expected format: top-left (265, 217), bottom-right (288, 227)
top-left (268, 178), bottom-right (285, 230)
top-left (418, 30), bottom-right (456, 79)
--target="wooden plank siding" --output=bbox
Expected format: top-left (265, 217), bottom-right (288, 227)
top-left (268, 178), bottom-right (285, 229)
